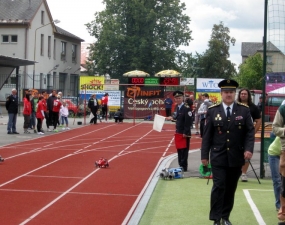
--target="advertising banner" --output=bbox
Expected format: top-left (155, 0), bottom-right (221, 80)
top-left (123, 90), bottom-right (193, 119)
top-left (79, 76), bottom-right (105, 91)
top-left (180, 78), bottom-right (195, 85)
top-left (196, 78), bottom-right (223, 92)
top-left (124, 86), bottom-right (164, 99)
top-left (79, 91), bottom-right (121, 112)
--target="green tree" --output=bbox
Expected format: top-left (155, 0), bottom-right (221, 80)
top-left (198, 21), bottom-right (236, 79)
top-left (85, 0), bottom-right (192, 79)
top-left (237, 54), bottom-right (263, 90)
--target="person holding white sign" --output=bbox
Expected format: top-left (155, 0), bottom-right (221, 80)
top-left (166, 91), bottom-right (192, 172)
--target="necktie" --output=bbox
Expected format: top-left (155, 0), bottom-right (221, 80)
top-left (226, 106), bottom-right (231, 120)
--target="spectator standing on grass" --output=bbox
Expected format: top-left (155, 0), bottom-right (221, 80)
top-left (164, 94), bottom-right (173, 117)
top-left (198, 93), bottom-right (212, 137)
top-left (101, 93), bottom-right (109, 121)
top-left (193, 93), bottom-right (203, 135)
top-left (272, 101), bottom-right (285, 222)
top-left (6, 88), bottom-right (19, 134)
top-left (166, 91), bottom-right (192, 172)
top-left (60, 102), bottom-right (70, 130)
top-left (88, 94), bottom-right (99, 124)
top-left (23, 91), bottom-right (32, 134)
top-left (201, 79), bottom-right (254, 225)
top-left (267, 133), bottom-right (281, 211)
top-left (47, 90), bottom-right (57, 131)
top-left (237, 88), bottom-right (261, 182)
top-left (36, 96), bottom-right (45, 135)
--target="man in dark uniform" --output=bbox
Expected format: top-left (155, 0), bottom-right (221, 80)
top-left (201, 79), bottom-right (255, 225)
top-left (88, 94), bottom-right (99, 124)
top-left (166, 91), bottom-right (192, 171)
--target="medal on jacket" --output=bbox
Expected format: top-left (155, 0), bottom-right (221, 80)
top-left (217, 127), bottom-right (222, 134)
top-left (215, 114), bottom-right (222, 121)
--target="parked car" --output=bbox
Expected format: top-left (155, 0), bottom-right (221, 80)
top-left (251, 90), bottom-right (285, 122)
top-left (265, 94), bottom-right (285, 121)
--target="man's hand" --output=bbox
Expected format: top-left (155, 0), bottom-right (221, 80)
top-left (201, 159), bottom-right (209, 166)
top-left (165, 116), bottom-right (173, 121)
top-left (244, 151), bottom-right (253, 160)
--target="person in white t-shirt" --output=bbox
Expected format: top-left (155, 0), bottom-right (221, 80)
top-left (60, 102), bottom-right (70, 130)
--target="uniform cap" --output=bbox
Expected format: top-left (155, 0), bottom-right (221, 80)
top-left (218, 79), bottom-right (239, 91)
top-left (173, 91), bottom-right (183, 98)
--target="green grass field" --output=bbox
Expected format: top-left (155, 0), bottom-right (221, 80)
top-left (139, 178), bottom-right (279, 225)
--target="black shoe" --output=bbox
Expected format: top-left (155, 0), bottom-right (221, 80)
top-left (7, 131), bottom-right (12, 134)
top-left (213, 220), bottom-right (221, 225)
top-left (221, 219), bottom-right (232, 225)
top-left (13, 131), bottom-right (19, 134)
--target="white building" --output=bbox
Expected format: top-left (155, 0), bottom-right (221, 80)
top-left (0, 0), bottom-right (84, 100)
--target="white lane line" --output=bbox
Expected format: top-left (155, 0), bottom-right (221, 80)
top-left (117, 130), bottom-right (153, 156)
top-left (19, 123), bottom-right (148, 224)
top-left (162, 136), bottom-right (174, 157)
top-left (243, 189), bottom-right (266, 225)
top-left (26, 175), bottom-right (84, 179)
top-left (19, 166), bottom-right (103, 225)
top-left (0, 154), bottom-right (73, 188)
top-left (0, 188), bottom-right (138, 197)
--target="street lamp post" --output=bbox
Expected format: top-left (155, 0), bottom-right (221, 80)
top-left (33, 19), bottom-right (60, 89)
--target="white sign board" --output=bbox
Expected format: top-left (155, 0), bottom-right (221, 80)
top-left (196, 78), bottom-right (223, 92)
top-left (180, 78), bottom-right (194, 85)
top-left (153, 114), bottom-right (165, 132)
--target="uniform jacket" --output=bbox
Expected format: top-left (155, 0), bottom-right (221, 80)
top-left (5, 94), bottom-right (18, 114)
top-left (174, 103), bottom-right (192, 136)
top-left (88, 98), bottom-right (99, 109)
top-left (201, 102), bottom-right (255, 167)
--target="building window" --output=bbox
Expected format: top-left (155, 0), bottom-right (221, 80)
top-left (40, 34), bottom-right (44, 56)
top-left (11, 35), bottom-right (18, 43)
top-left (61, 41), bottom-right (67, 60)
top-left (267, 55), bottom-right (273, 64)
top-left (72, 44), bottom-right (77, 62)
top-left (41, 11), bottom-right (45, 25)
top-left (53, 39), bottom-right (56, 59)
top-left (2, 35), bottom-right (9, 43)
top-left (48, 36), bottom-right (51, 57)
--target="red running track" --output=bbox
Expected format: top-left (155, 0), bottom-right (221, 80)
top-left (0, 122), bottom-right (202, 225)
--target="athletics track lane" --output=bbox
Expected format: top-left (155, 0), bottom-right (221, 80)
top-left (0, 122), bottom-right (202, 224)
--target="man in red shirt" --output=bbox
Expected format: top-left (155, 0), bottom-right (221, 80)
top-left (51, 96), bottom-right (62, 132)
top-left (101, 93), bottom-right (109, 121)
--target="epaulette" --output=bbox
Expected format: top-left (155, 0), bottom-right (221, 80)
top-left (208, 102), bottom-right (221, 109)
top-left (184, 103), bottom-right (189, 108)
top-left (237, 101), bottom-right (249, 107)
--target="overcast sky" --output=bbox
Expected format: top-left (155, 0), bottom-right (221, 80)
top-left (46, 0), bottom-right (265, 69)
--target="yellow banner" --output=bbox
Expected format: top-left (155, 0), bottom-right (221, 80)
top-left (80, 76), bottom-right (105, 91)
top-left (196, 92), bottom-right (221, 104)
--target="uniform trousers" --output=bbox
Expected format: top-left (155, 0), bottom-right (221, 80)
top-left (210, 165), bottom-right (241, 221)
top-left (177, 137), bottom-right (190, 171)
top-left (90, 107), bottom-right (98, 124)
top-left (102, 105), bottom-right (108, 120)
